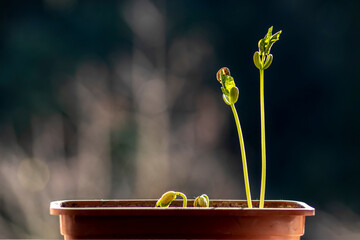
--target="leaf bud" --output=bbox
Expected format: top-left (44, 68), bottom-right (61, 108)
top-left (193, 194), bottom-right (210, 207)
top-left (155, 191), bottom-right (177, 207)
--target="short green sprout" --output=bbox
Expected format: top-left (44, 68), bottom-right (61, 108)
top-left (193, 194), bottom-right (210, 207)
top-left (155, 191), bottom-right (187, 207)
top-left (254, 26), bottom-right (282, 209)
top-left (216, 67), bottom-right (252, 208)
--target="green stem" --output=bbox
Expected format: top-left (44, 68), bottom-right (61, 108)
top-left (176, 192), bottom-right (188, 207)
top-left (230, 104), bottom-right (252, 208)
top-left (259, 68), bottom-right (266, 209)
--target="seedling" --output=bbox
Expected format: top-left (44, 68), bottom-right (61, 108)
top-left (156, 191), bottom-right (187, 207)
top-left (155, 191), bottom-right (209, 208)
top-left (156, 27), bottom-right (281, 210)
top-left (217, 26), bottom-right (281, 209)
top-left (216, 67), bottom-right (252, 208)
top-left (253, 26), bottom-right (282, 208)
top-left (193, 194), bottom-right (210, 207)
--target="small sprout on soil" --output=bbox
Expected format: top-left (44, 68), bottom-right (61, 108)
top-left (193, 194), bottom-right (210, 207)
top-left (155, 191), bottom-right (187, 207)
top-left (254, 26), bottom-right (282, 208)
top-left (216, 67), bottom-right (252, 208)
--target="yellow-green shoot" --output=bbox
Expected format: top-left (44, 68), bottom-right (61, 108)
top-left (253, 26), bottom-right (282, 208)
top-left (216, 67), bottom-right (252, 208)
top-left (193, 194), bottom-right (210, 207)
top-left (155, 191), bottom-right (187, 207)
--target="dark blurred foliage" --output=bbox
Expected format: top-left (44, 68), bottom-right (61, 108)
top-left (0, 0), bottom-right (360, 238)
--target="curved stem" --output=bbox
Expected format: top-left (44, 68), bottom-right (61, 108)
top-left (230, 104), bottom-right (252, 208)
top-left (259, 68), bottom-right (266, 208)
top-left (175, 192), bottom-right (188, 207)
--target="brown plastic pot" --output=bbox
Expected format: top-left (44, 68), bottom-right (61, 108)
top-left (50, 199), bottom-right (314, 240)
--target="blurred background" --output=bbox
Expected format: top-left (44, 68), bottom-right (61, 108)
top-left (0, 0), bottom-right (359, 238)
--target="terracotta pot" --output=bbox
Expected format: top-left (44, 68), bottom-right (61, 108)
top-left (50, 200), bottom-right (314, 240)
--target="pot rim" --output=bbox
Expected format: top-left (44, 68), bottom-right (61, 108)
top-left (50, 199), bottom-right (315, 217)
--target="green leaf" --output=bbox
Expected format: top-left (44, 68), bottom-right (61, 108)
top-left (258, 39), bottom-right (266, 54)
top-left (265, 26), bottom-right (273, 39)
top-left (265, 30), bottom-right (282, 55)
top-left (221, 87), bottom-right (227, 96)
top-left (222, 94), bottom-right (231, 105)
top-left (223, 75), bottom-right (235, 95)
top-left (258, 26), bottom-right (282, 56)
top-left (253, 51), bottom-right (262, 69)
top-left (229, 87), bottom-right (239, 104)
top-left (263, 54), bottom-right (273, 70)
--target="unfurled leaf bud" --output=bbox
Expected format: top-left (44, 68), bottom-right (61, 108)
top-left (193, 194), bottom-right (210, 207)
top-left (258, 26), bottom-right (282, 56)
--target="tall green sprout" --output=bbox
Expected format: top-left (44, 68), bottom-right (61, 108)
top-left (253, 26), bottom-right (282, 208)
top-left (216, 67), bottom-right (252, 208)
